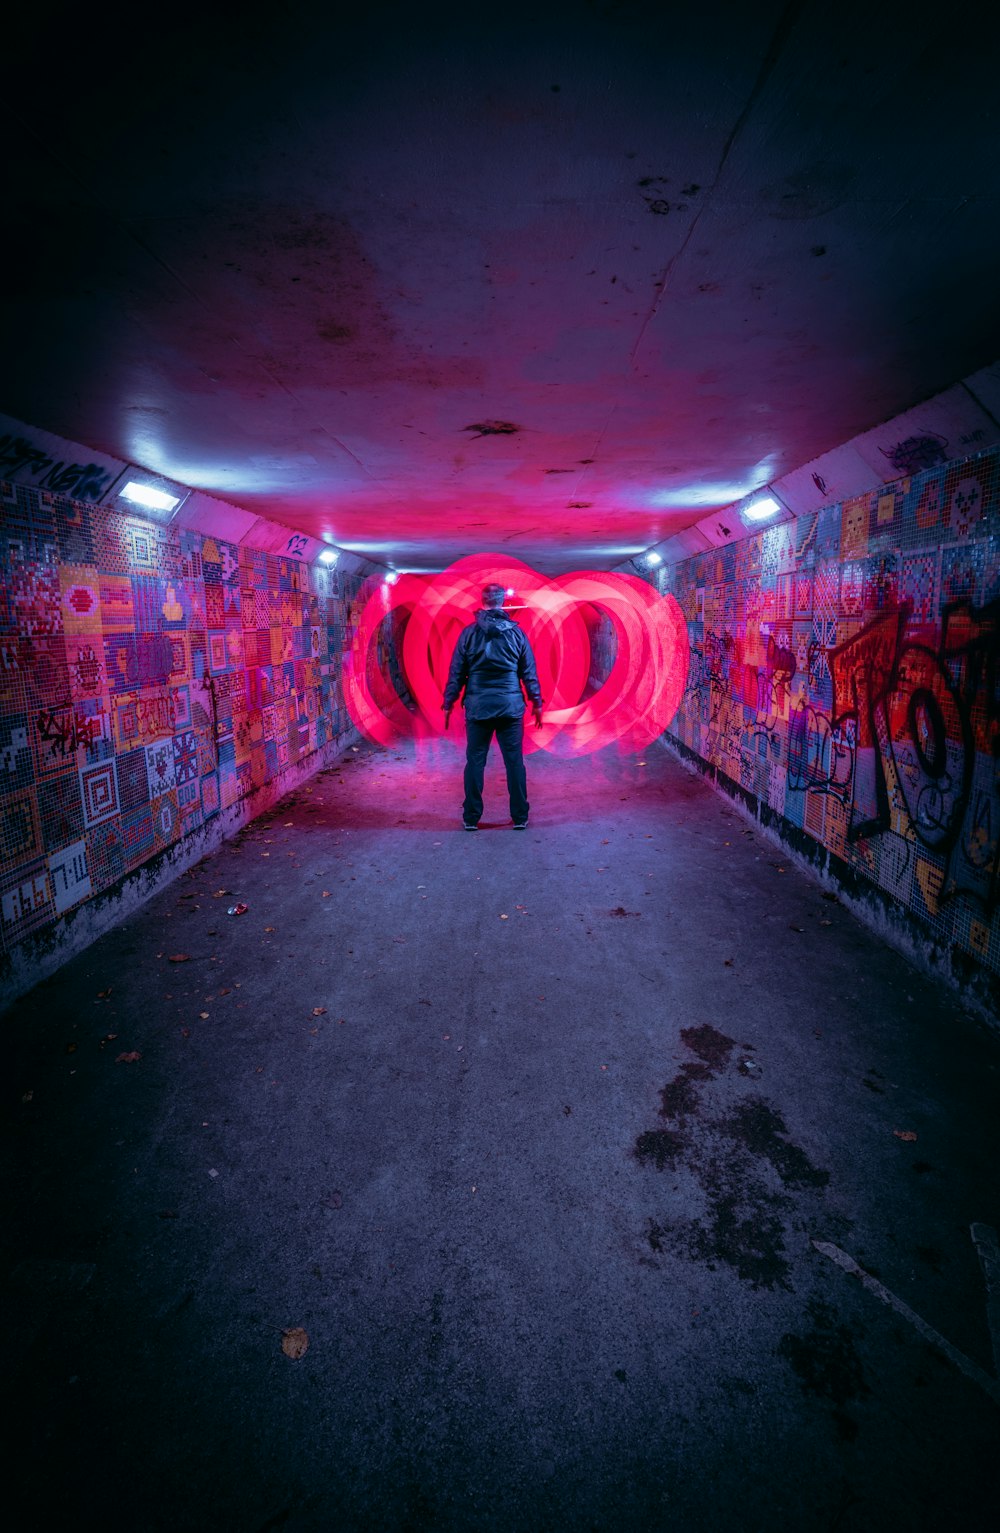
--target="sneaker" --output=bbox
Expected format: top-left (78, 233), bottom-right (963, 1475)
top-left (513, 820), bottom-right (528, 829)
top-left (463, 821), bottom-right (478, 832)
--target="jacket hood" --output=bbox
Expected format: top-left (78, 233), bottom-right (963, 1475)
top-left (475, 607), bottom-right (518, 632)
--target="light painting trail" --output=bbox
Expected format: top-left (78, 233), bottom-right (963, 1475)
top-left (343, 554), bottom-right (689, 754)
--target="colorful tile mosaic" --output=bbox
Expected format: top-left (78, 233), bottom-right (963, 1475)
top-left (1, 484), bottom-right (368, 955)
top-left (665, 444), bottom-right (1000, 980)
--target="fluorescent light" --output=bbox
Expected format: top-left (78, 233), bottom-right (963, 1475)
top-left (384, 572), bottom-right (399, 585)
top-left (318, 548), bottom-right (339, 565)
top-left (742, 495), bottom-right (781, 523)
top-left (646, 551), bottom-right (663, 565)
top-left (119, 480), bottom-right (181, 512)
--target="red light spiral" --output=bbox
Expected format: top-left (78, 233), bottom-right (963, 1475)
top-left (344, 554), bottom-right (688, 754)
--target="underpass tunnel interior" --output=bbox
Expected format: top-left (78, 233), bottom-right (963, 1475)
top-left (2, 3), bottom-right (1000, 1528)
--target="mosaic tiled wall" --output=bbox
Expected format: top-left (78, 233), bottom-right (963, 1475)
top-left (0, 481), bottom-right (369, 958)
top-left (664, 445), bottom-right (1000, 980)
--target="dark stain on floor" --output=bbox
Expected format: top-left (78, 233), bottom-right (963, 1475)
top-left (684, 1190), bottom-right (792, 1289)
top-left (777, 1299), bottom-right (870, 1441)
top-left (717, 1101), bottom-right (830, 1190)
top-left (634, 1128), bottom-right (685, 1171)
top-left (680, 1022), bottom-right (736, 1072)
top-left (658, 1062), bottom-right (711, 1118)
top-left (633, 1025), bottom-right (831, 1290)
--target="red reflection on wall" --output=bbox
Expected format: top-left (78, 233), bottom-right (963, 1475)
top-left (343, 554), bottom-right (689, 754)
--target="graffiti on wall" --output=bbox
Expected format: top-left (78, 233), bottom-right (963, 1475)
top-left (0, 432), bottom-right (117, 503)
top-left (666, 448), bottom-right (1000, 975)
top-left (0, 478), bottom-right (367, 954)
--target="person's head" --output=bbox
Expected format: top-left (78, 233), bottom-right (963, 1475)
top-left (481, 583), bottom-right (506, 609)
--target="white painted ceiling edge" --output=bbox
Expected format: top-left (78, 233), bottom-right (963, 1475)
top-left (4, 360), bottom-right (999, 576)
top-left (0, 411), bottom-right (377, 579)
top-left (642, 360), bottom-right (1000, 565)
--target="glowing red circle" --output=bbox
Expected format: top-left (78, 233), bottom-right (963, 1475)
top-left (344, 555), bottom-right (689, 754)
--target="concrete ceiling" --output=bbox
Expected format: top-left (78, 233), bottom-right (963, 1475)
top-left (3, 1), bottom-right (999, 571)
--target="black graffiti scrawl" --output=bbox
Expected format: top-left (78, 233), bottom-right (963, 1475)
top-left (668, 446), bottom-right (1000, 966)
top-left (0, 432), bottom-right (115, 502)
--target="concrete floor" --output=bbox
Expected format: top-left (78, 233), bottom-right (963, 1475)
top-left (3, 737), bottom-right (999, 1532)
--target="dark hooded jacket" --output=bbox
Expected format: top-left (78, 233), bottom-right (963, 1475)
top-left (443, 607), bottom-right (543, 721)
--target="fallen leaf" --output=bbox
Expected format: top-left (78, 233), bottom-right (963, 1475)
top-left (283, 822), bottom-right (293, 827)
top-left (311, 1007), bottom-right (327, 1016)
top-left (789, 925), bottom-right (805, 933)
top-left (168, 954), bottom-right (191, 964)
top-left (96, 987), bottom-right (112, 999)
top-left (893, 1129), bottom-right (918, 1142)
top-left (264, 926), bottom-right (275, 933)
top-left (199, 1012), bottom-right (209, 1019)
top-left (219, 988), bottom-right (232, 996)
top-left (724, 958), bottom-right (734, 967)
top-left (322, 891), bottom-right (331, 898)
top-left (499, 913), bottom-right (509, 920)
top-left (116, 1051), bottom-right (142, 1064)
top-left (323, 1191), bottom-right (343, 1210)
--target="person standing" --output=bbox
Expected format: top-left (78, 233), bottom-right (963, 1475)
top-left (443, 583), bottom-right (543, 830)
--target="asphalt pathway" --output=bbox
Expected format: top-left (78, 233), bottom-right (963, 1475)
top-left (3, 736), bottom-right (998, 1531)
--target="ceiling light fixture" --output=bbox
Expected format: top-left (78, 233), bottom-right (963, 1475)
top-left (119, 480), bottom-right (181, 513)
top-left (742, 494), bottom-right (781, 523)
top-left (317, 548), bottom-right (339, 565)
top-left (646, 551), bottom-right (663, 565)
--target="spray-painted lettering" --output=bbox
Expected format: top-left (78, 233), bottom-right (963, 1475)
top-left (0, 433), bottom-right (114, 501)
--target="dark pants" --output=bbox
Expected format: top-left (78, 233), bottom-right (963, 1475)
top-left (463, 715), bottom-right (529, 825)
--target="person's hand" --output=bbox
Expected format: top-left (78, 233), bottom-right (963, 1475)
top-left (532, 706), bottom-right (543, 728)
top-left (443, 707), bottom-right (452, 731)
